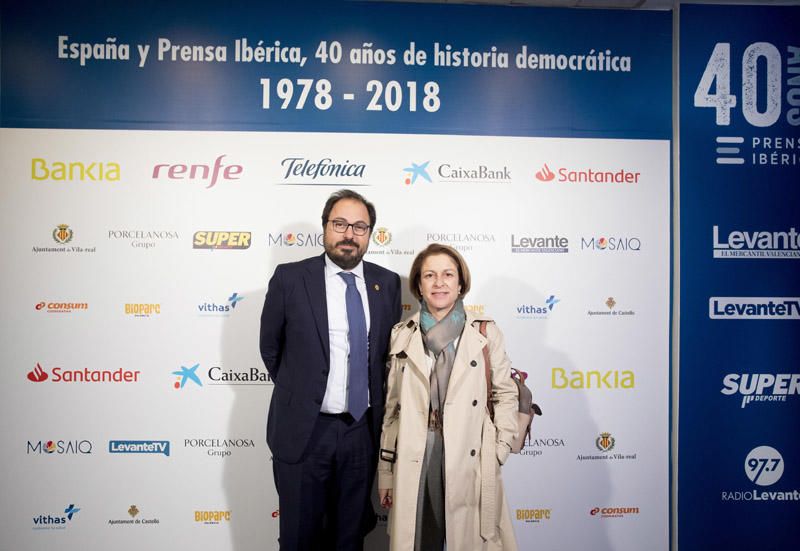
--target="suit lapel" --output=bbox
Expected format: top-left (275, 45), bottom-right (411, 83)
top-left (304, 254), bottom-right (330, 365)
top-left (363, 262), bottom-right (381, 366)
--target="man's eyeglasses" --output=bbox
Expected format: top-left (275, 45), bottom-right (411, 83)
top-left (327, 219), bottom-right (371, 236)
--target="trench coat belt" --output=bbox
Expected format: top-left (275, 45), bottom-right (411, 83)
top-left (480, 415), bottom-right (497, 541)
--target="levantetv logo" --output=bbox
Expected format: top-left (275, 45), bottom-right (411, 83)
top-left (709, 297), bottom-right (800, 319)
top-left (720, 373), bottom-right (800, 408)
top-left (32, 504), bottom-right (80, 530)
top-left (108, 440), bottom-right (170, 457)
top-left (712, 225), bottom-right (800, 258)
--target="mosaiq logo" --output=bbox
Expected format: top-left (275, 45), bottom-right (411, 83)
top-left (151, 154), bottom-right (242, 189)
top-left (27, 439), bottom-right (93, 455)
top-left (580, 236), bottom-right (641, 252)
top-left (279, 157), bottom-right (366, 185)
top-left (722, 445), bottom-right (800, 502)
top-left (712, 225), bottom-right (800, 258)
top-left (267, 231), bottom-right (323, 247)
top-left (720, 373), bottom-right (800, 408)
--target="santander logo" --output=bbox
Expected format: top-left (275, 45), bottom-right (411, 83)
top-left (28, 363), bottom-right (49, 382)
top-left (535, 164), bottom-right (555, 182)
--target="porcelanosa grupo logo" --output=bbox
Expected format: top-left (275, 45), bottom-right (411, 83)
top-left (518, 436), bottom-right (566, 458)
top-left (184, 438), bottom-right (257, 458)
top-left (108, 229), bottom-right (179, 250)
top-left (712, 225), bottom-right (800, 258)
top-left (151, 155), bottom-right (242, 189)
top-left (709, 297), bottom-right (800, 320)
top-left (32, 504), bottom-right (80, 530)
top-left (404, 159), bottom-right (511, 185)
top-left (26, 363), bottom-right (140, 384)
top-left (516, 295), bottom-right (560, 320)
top-left (720, 373), bottom-right (800, 408)
top-left (534, 162), bottom-right (640, 184)
top-left (426, 232), bottom-right (496, 252)
top-left (197, 292), bottom-right (244, 316)
top-left (721, 446), bottom-right (800, 502)
top-left (267, 231), bottom-right (323, 248)
top-left (279, 157), bottom-right (366, 186)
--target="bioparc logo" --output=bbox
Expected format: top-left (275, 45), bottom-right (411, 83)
top-left (151, 154), bottom-right (242, 189)
top-left (32, 504), bottom-right (80, 530)
top-left (580, 236), bottom-right (641, 252)
top-left (515, 508), bottom-right (552, 524)
top-left (26, 363), bottom-right (141, 384)
top-left (589, 506), bottom-right (639, 519)
top-left (518, 436), bottom-right (566, 458)
top-left (27, 440), bottom-right (93, 455)
top-left (108, 505), bottom-right (161, 526)
top-left (577, 432), bottom-right (637, 462)
top-left (197, 292), bottom-right (244, 316)
top-left (720, 373), bottom-right (800, 408)
top-left (32, 224), bottom-right (97, 254)
top-left (587, 296), bottom-right (636, 318)
top-left (125, 303), bottom-right (161, 317)
top-left (534, 162), bottom-right (641, 184)
top-left (171, 363), bottom-right (272, 390)
top-left (108, 440), bottom-right (170, 457)
top-left (35, 301), bottom-right (88, 314)
top-left (278, 157), bottom-right (366, 186)
top-left (403, 159), bottom-right (511, 185)
top-left (722, 445), bottom-right (800, 502)
top-left (267, 231), bottom-right (323, 248)
top-left (709, 297), bottom-right (800, 320)
top-left (195, 510), bottom-right (232, 525)
top-left (193, 231), bottom-right (251, 250)
top-left (516, 295), bottom-right (560, 320)
top-left (712, 225), bottom-right (800, 259)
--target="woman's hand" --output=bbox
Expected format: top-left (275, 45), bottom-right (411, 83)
top-left (378, 488), bottom-right (393, 509)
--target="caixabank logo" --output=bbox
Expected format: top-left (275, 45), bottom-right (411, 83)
top-left (27, 440), bottom-right (93, 455)
top-left (32, 504), bottom-right (80, 530)
top-left (279, 157), bottom-right (366, 186)
top-left (152, 155), bottom-right (242, 189)
top-left (403, 159), bottom-right (511, 185)
top-left (26, 363), bottom-right (141, 384)
top-left (712, 225), bottom-right (800, 258)
top-left (534, 162), bottom-right (640, 184)
top-left (172, 363), bottom-right (272, 390)
top-left (193, 231), bottom-right (252, 250)
top-left (709, 297), bottom-right (800, 319)
top-left (720, 373), bottom-right (800, 408)
top-left (722, 445), bottom-right (800, 502)
top-left (108, 505), bottom-right (161, 527)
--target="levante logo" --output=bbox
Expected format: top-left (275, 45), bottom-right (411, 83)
top-left (712, 225), bottom-right (800, 258)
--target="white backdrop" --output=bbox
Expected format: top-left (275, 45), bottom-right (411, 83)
top-left (1, 128), bottom-right (669, 550)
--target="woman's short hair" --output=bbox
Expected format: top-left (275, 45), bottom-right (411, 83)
top-left (408, 243), bottom-right (471, 301)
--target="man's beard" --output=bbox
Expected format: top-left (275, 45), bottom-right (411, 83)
top-left (325, 238), bottom-right (366, 270)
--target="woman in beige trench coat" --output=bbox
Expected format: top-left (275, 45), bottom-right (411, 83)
top-left (378, 244), bottom-right (518, 551)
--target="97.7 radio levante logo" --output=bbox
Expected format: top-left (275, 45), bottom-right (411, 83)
top-left (721, 445), bottom-right (800, 502)
top-left (693, 42), bottom-right (799, 167)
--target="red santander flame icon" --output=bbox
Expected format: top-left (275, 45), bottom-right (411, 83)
top-left (535, 164), bottom-right (555, 182)
top-left (27, 363), bottom-right (48, 382)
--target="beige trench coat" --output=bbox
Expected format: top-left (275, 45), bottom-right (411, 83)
top-left (378, 311), bottom-right (519, 551)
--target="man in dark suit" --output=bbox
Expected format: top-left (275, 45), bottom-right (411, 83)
top-left (260, 189), bottom-right (402, 550)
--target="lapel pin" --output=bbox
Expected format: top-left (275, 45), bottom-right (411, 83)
top-left (374, 284), bottom-right (380, 291)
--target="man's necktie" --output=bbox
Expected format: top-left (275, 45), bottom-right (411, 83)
top-left (338, 272), bottom-right (368, 421)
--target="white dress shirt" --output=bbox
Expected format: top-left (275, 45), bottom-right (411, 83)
top-left (321, 254), bottom-right (371, 414)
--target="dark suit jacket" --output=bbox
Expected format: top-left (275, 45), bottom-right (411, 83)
top-left (260, 253), bottom-right (402, 464)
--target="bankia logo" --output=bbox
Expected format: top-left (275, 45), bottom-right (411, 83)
top-left (722, 446), bottom-right (800, 502)
top-left (266, 231), bottom-right (323, 248)
top-left (516, 295), bottom-right (560, 320)
top-left (279, 157), bottom-right (366, 186)
top-left (515, 508), bottom-right (552, 524)
top-left (534, 161), bottom-right (640, 184)
top-left (551, 368), bottom-right (635, 390)
top-left (26, 363), bottom-right (140, 384)
top-left (720, 373), bottom-right (800, 408)
top-left (198, 292), bottom-right (244, 316)
top-left (108, 505), bottom-right (161, 526)
top-left (108, 440), bottom-right (170, 457)
top-left (580, 236), bottom-right (641, 252)
top-left (32, 504), bottom-right (80, 530)
top-left (108, 230), bottom-right (179, 250)
top-left (33, 224), bottom-right (96, 254)
top-left (404, 159), bottom-right (511, 185)
top-left (27, 440), bottom-right (93, 455)
top-left (36, 301), bottom-right (88, 313)
top-left (184, 438), bottom-right (257, 458)
top-left (32, 157), bottom-right (120, 182)
top-left (713, 225), bottom-right (800, 258)
top-left (511, 233), bottom-right (568, 254)
top-left (710, 297), bottom-right (800, 319)
top-left (193, 231), bottom-right (251, 250)
top-left (151, 155), bottom-right (242, 189)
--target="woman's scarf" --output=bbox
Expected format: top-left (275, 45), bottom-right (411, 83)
top-left (420, 298), bottom-right (466, 431)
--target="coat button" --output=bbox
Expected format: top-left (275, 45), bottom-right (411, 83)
top-left (470, 360), bottom-right (477, 367)
top-left (470, 449), bottom-right (476, 457)
top-left (472, 400), bottom-right (478, 406)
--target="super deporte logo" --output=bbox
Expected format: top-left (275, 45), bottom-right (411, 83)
top-left (720, 373), bottom-right (800, 408)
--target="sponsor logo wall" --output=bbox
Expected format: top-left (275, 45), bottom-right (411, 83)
top-left (680, 5), bottom-right (800, 550)
top-left (1, 2), bottom-right (671, 551)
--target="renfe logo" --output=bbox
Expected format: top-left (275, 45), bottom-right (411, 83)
top-left (709, 297), bottom-right (800, 319)
top-left (152, 155), bottom-right (242, 189)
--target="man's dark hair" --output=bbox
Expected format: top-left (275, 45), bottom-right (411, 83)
top-left (320, 189), bottom-right (377, 230)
